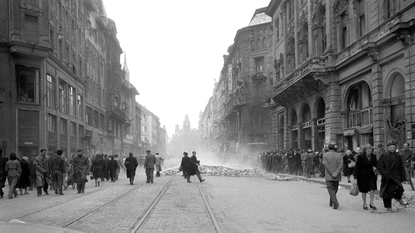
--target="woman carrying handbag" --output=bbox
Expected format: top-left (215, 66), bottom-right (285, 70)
top-left (353, 144), bottom-right (378, 210)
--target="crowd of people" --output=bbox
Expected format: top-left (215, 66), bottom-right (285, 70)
top-left (257, 141), bottom-right (414, 211)
top-left (0, 148), bottom-right (166, 200)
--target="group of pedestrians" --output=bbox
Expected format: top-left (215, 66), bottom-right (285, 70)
top-left (180, 151), bottom-right (205, 183)
top-left (323, 141), bottom-right (409, 212)
top-left (258, 149), bottom-right (324, 178)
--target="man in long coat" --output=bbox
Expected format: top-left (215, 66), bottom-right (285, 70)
top-left (33, 149), bottom-right (52, 196)
top-left (124, 152), bottom-right (138, 185)
top-left (73, 149), bottom-right (90, 193)
top-left (50, 150), bottom-right (66, 195)
top-left (0, 149), bottom-right (9, 199)
top-left (144, 150), bottom-right (156, 183)
top-left (323, 143), bottom-right (343, 209)
top-left (187, 151), bottom-right (205, 183)
top-left (91, 153), bottom-right (105, 187)
top-left (304, 149), bottom-right (314, 178)
top-left (180, 152), bottom-right (191, 178)
top-left (377, 141), bottom-right (407, 211)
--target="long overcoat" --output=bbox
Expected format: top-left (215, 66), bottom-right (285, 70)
top-left (304, 153), bottom-right (314, 174)
top-left (73, 155), bottom-right (90, 183)
top-left (33, 155), bottom-right (52, 187)
top-left (91, 155), bottom-right (105, 180)
top-left (180, 156), bottom-right (191, 173)
top-left (18, 159), bottom-right (31, 188)
top-left (188, 155), bottom-right (200, 176)
top-left (377, 151), bottom-right (406, 199)
top-left (124, 156), bottom-right (138, 178)
top-left (353, 153), bottom-right (377, 193)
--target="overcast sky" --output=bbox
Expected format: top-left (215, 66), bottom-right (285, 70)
top-left (103, 0), bottom-right (271, 136)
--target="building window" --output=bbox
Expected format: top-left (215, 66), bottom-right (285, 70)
top-left (46, 74), bottom-right (56, 108)
top-left (93, 110), bottom-right (99, 128)
top-left (347, 82), bottom-right (373, 128)
top-left (58, 80), bottom-right (67, 113)
top-left (48, 114), bottom-right (57, 132)
top-left (60, 118), bottom-right (68, 135)
top-left (69, 85), bottom-right (75, 116)
top-left (71, 122), bottom-right (77, 137)
top-left (340, 12), bottom-right (348, 49)
top-left (255, 57), bottom-right (264, 73)
top-left (275, 18), bottom-right (280, 39)
top-left (24, 14), bottom-right (39, 43)
top-left (77, 94), bottom-right (83, 119)
top-left (287, 0), bottom-right (294, 20)
top-left (100, 114), bottom-right (105, 131)
top-left (16, 65), bottom-right (39, 103)
top-left (357, 0), bottom-right (366, 37)
top-left (50, 29), bottom-right (55, 49)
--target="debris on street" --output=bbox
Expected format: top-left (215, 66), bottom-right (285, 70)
top-left (161, 165), bottom-right (298, 181)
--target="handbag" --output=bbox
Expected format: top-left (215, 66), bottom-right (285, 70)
top-left (348, 160), bottom-right (356, 168)
top-left (179, 166), bottom-right (183, 171)
top-left (349, 182), bottom-right (359, 196)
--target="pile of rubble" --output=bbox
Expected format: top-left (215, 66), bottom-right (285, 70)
top-left (161, 165), bottom-right (298, 181)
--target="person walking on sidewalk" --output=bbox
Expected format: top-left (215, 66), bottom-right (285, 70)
top-left (377, 141), bottom-right (407, 211)
top-left (401, 142), bottom-right (413, 180)
top-left (342, 149), bottom-right (355, 183)
top-left (73, 149), bottom-right (90, 194)
top-left (125, 152), bottom-right (138, 185)
top-left (187, 151), bottom-right (205, 183)
top-left (17, 156), bottom-right (30, 195)
top-left (91, 153), bottom-right (105, 187)
top-left (108, 156), bottom-right (118, 182)
top-left (34, 149), bottom-right (52, 196)
top-left (354, 144), bottom-right (378, 210)
top-left (50, 150), bottom-right (66, 195)
top-left (144, 150), bottom-right (156, 183)
top-left (323, 143), bottom-right (343, 209)
top-left (5, 153), bottom-right (21, 199)
top-left (155, 153), bottom-right (164, 177)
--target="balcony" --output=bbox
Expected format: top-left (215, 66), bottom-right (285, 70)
top-left (271, 56), bottom-right (329, 107)
top-left (107, 105), bottom-right (127, 122)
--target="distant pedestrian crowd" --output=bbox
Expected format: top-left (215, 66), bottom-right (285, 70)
top-left (0, 148), bottom-right (166, 200)
top-left (257, 141), bottom-right (414, 212)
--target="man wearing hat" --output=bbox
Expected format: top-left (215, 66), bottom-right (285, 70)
top-left (323, 143), bottom-right (343, 209)
top-left (377, 141), bottom-right (407, 211)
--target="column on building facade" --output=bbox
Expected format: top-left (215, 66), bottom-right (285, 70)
top-left (293, 0), bottom-right (299, 68)
top-left (325, 0), bottom-right (333, 56)
top-left (405, 44), bottom-right (415, 146)
top-left (371, 64), bottom-right (384, 146)
top-left (307, 0), bottom-right (313, 58)
top-left (282, 4), bottom-right (288, 78)
top-left (324, 80), bottom-right (342, 144)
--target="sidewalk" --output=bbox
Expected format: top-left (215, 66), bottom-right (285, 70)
top-left (277, 173), bottom-right (415, 195)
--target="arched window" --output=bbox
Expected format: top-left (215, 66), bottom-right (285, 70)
top-left (302, 104), bottom-right (311, 123)
top-left (390, 73), bottom-right (405, 99)
top-left (317, 98), bottom-right (325, 120)
top-left (291, 109), bottom-right (297, 125)
top-left (346, 82), bottom-right (372, 127)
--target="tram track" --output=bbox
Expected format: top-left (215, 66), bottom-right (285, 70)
top-left (130, 175), bottom-right (222, 233)
top-left (62, 185), bottom-right (141, 228)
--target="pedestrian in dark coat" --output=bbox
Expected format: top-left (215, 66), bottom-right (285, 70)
top-left (73, 150), bottom-right (90, 193)
top-left (180, 152), bottom-right (191, 178)
top-left (124, 152), bottom-right (138, 185)
top-left (342, 150), bottom-right (355, 183)
top-left (18, 156), bottom-right (31, 195)
top-left (353, 144), bottom-right (378, 210)
top-left (50, 150), bottom-right (66, 195)
top-left (0, 149), bottom-right (9, 199)
top-left (29, 156), bottom-right (37, 191)
top-left (108, 156), bottom-right (118, 182)
top-left (144, 150), bottom-right (156, 183)
top-left (5, 153), bottom-right (21, 199)
top-left (304, 149), bottom-right (314, 178)
top-left (187, 151), bottom-right (205, 183)
top-left (377, 141), bottom-right (407, 211)
top-left (91, 153), bottom-right (105, 187)
top-left (33, 149), bottom-right (52, 196)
